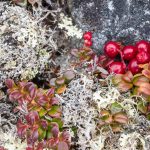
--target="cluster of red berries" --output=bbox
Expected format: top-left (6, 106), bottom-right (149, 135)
top-left (83, 31), bottom-right (93, 47)
top-left (83, 32), bottom-right (150, 75)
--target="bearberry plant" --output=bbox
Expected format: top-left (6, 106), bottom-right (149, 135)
top-left (6, 70), bottom-right (75, 150)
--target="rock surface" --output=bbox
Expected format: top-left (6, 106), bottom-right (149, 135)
top-left (70, 0), bottom-right (150, 53)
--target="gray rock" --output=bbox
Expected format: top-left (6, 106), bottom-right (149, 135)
top-left (70, 0), bottom-right (150, 53)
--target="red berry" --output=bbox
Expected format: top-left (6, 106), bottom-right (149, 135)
top-left (84, 40), bottom-right (92, 47)
top-left (136, 40), bottom-right (150, 53)
top-left (104, 41), bottom-right (121, 58)
top-left (122, 45), bottom-right (137, 60)
top-left (136, 51), bottom-right (150, 64)
top-left (83, 32), bottom-right (92, 40)
top-left (128, 58), bottom-right (141, 74)
top-left (108, 62), bottom-right (125, 74)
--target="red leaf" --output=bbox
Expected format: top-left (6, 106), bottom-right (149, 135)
top-left (57, 142), bottom-right (69, 150)
top-left (9, 90), bottom-right (22, 100)
top-left (40, 119), bottom-right (48, 130)
top-left (51, 97), bottom-right (60, 105)
top-left (46, 88), bottom-right (55, 97)
top-left (17, 119), bottom-right (28, 138)
top-left (37, 95), bottom-right (48, 106)
top-left (25, 111), bottom-right (39, 125)
top-left (51, 125), bottom-right (59, 138)
top-left (142, 69), bottom-right (150, 79)
top-left (0, 146), bottom-right (6, 150)
top-left (26, 147), bottom-right (33, 150)
top-left (5, 79), bottom-right (15, 89)
top-left (47, 138), bottom-right (59, 148)
top-left (31, 127), bottom-right (39, 142)
top-left (29, 85), bottom-right (37, 99)
top-left (61, 131), bottom-right (70, 143)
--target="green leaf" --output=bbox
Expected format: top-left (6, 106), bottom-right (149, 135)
top-left (110, 102), bottom-right (123, 113)
top-left (38, 127), bottom-right (47, 141)
top-left (112, 74), bottom-right (123, 85)
top-left (137, 101), bottom-right (147, 114)
top-left (39, 108), bottom-right (47, 117)
top-left (146, 114), bottom-right (150, 120)
top-left (71, 126), bottom-right (78, 135)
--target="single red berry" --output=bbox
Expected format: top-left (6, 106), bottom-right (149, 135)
top-left (108, 62), bottom-right (125, 74)
top-left (104, 41), bottom-right (121, 58)
top-left (136, 40), bottom-right (150, 53)
top-left (122, 45), bottom-right (137, 60)
top-left (84, 40), bottom-right (92, 47)
top-left (128, 58), bottom-right (141, 74)
top-left (83, 32), bottom-right (92, 40)
top-left (136, 51), bottom-right (150, 64)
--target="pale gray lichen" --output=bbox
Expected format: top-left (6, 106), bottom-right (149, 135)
top-left (56, 75), bottom-right (103, 150)
top-left (58, 13), bottom-right (83, 39)
top-left (0, 2), bottom-right (58, 87)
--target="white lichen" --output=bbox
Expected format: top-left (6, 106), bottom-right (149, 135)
top-left (0, 2), bottom-right (58, 87)
top-left (58, 13), bottom-right (83, 39)
top-left (56, 75), bottom-right (102, 150)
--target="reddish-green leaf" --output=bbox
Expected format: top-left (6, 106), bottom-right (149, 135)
top-left (133, 76), bottom-right (149, 86)
top-left (142, 69), bottom-right (150, 79)
top-left (118, 81), bottom-right (133, 92)
top-left (38, 127), bottom-right (47, 140)
top-left (48, 106), bottom-right (61, 118)
top-left (122, 71), bottom-right (133, 83)
top-left (112, 74), bottom-right (123, 85)
top-left (17, 119), bottom-right (28, 138)
top-left (113, 112), bottom-right (128, 124)
top-left (37, 95), bottom-right (48, 106)
top-left (138, 83), bottom-right (150, 95)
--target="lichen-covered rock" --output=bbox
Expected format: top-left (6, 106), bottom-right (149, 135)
top-left (70, 0), bottom-right (150, 52)
top-left (0, 3), bottom-right (56, 88)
